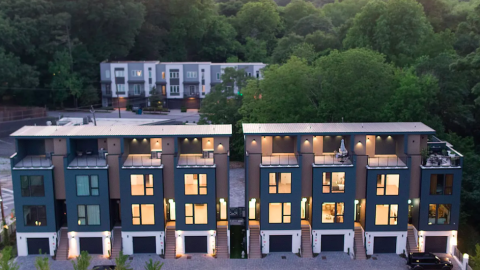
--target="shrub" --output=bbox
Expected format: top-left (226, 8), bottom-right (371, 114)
top-left (144, 258), bottom-right (164, 270)
top-left (34, 249), bottom-right (49, 270)
top-left (180, 106), bottom-right (187, 112)
top-left (71, 250), bottom-right (91, 270)
top-left (115, 251), bottom-right (133, 270)
top-left (0, 246), bottom-right (19, 270)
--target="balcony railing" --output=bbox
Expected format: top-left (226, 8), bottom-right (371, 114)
top-left (423, 154), bottom-right (461, 167)
top-left (314, 154), bottom-right (353, 166)
top-left (178, 154), bottom-right (214, 167)
top-left (261, 154), bottom-right (298, 166)
top-left (128, 90), bottom-right (145, 97)
top-left (185, 91), bottom-right (200, 98)
top-left (170, 92), bottom-right (180, 96)
top-left (123, 154), bottom-right (162, 168)
top-left (68, 156), bottom-right (107, 168)
top-left (14, 155), bottom-right (53, 168)
top-left (367, 155), bottom-right (407, 167)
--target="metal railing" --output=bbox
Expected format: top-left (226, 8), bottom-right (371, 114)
top-left (128, 90), bottom-right (145, 97)
top-left (14, 156), bottom-right (53, 168)
top-left (185, 91), bottom-right (200, 98)
top-left (170, 92), bottom-right (180, 96)
top-left (177, 155), bottom-right (215, 166)
top-left (423, 154), bottom-right (461, 167)
top-left (454, 245), bottom-right (463, 264)
top-left (123, 156), bottom-right (162, 167)
top-left (367, 156), bottom-right (407, 167)
top-left (68, 156), bottom-right (108, 167)
top-left (261, 154), bottom-right (298, 166)
top-left (314, 154), bottom-right (353, 165)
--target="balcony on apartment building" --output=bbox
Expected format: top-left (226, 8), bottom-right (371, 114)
top-left (422, 137), bottom-right (462, 168)
top-left (102, 85), bottom-right (112, 97)
top-left (177, 137), bottom-right (215, 167)
top-left (122, 138), bottom-right (163, 168)
top-left (128, 89), bottom-right (145, 97)
top-left (68, 138), bottom-right (108, 168)
top-left (366, 135), bottom-right (407, 167)
top-left (260, 135), bottom-right (298, 166)
top-left (312, 135), bottom-right (353, 166)
top-left (184, 90), bottom-right (200, 98)
top-left (11, 139), bottom-right (54, 169)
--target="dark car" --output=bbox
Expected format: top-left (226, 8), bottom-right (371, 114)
top-left (92, 265), bottom-right (116, 270)
top-left (407, 252), bottom-right (454, 270)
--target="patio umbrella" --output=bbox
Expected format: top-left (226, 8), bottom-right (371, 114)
top-left (339, 139), bottom-right (348, 156)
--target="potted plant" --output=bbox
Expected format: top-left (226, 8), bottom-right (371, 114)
top-left (420, 148), bottom-right (429, 165)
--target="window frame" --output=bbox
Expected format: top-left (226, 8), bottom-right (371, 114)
top-left (23, 205), bottom-right (47, 226)
top-left (170, 71), bottom-right (179, 78)
top-left (376, 174), bottom-right (400, 196)
top-left (428, 203), bottom-right (452, 225)
top-left (131, 204), bottom-right (155, 225)
top-left (187, 71), bottom-right (197, 78)
top-left (76, 175), bottom-right (99, 197)
top-left (322, 172), bottom-right (345, 194)
top-left (268, 202), bottom-right (291, 224)
top-left (115, 70), bottom-right (124, 77)
top-left (133, 84), bottom-right (141, 95)
top-left (375, 204), bottom-right (398, 226)
top-left (116, 84), bottom-right (125, 93)
top-left (130, 174), bottom-right (154, 196)
top-left (131, 70), bottom-right (142, 77)
top-left (184, 174), bottom-right (207, 195)
top-left (430, 174), bottom-right (453, 195)
top-left (216, 73), bottom-right (220, 80)
top-left (20, 175), bottom-right (45, 197)
top-left (321, 202), bottom-right (345, 223)
top-left (185, 203), bottom-right (208, 225)
top-left (268, 172), bottom-right (292, 194)
top-left (170, 85), bottom-right (179, 94)
top-left (77, 204), bottom-right (101, 226)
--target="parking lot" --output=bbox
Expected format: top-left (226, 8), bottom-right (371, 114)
top-left (14, 252), bottom-right (461, 270)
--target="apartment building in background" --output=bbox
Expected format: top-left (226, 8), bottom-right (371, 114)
top-left (10, 124), bottom-right (231, 259)
top-left (242, 123), bottom-right (462, 258)
top-left (99, 61), bottom-right (266, 109)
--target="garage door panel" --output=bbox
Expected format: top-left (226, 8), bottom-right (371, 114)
top-left (185, 236), bottom-right (207, 253)
top-left (27, 238), bottom-right (50, 255)
top-left (133, 237), bottom-right (156, 253)
top-left (321, 235), bottom-right (344, 252)
top-left (80, 237), bottom-right (103, 254)
top-left (425, 236), bottom-right (448, 253)
top-left (269, 235), bottom-right (292, 252)
top-left (373, 237), bottom-right (397, 253)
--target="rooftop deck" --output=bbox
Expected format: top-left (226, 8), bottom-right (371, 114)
top-left (367, 155), bottom-right (407, 167)
top-left (314, 154), bottom-right (353, 166)
top-left (261, 154), bottom-right (298, 166)
top-left (177, 154), bottom-right (214, 167)
top-left (13, 155), bottom-right (53, 169)
top-left (123, 154), bottom-right (162, 168)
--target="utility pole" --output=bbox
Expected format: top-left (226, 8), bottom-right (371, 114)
top-left (117, 94), bottom-right (121, 118)
top-left (90, 105), bottom-right (97, 126)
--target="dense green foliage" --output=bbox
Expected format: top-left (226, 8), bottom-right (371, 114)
top-left (0, 246), bottom-right (19, 270)
top-left (3, 0), bottom-right (480, 256)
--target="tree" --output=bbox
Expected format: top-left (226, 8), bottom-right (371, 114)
top-left (71, 251), bottom-right (91, 270)
top-left (470, 243), bottom-right (480, 269)
top-left (199, 67), bottom-right (252, 160)
top-left (290, 13), bottom-right (334, 36)
top-left (144, 258), bottom-right (164, 270)
top-left (243, 38), bottom-right (269, 63)
top-left (48, 50), bottom-right (83, 108)
top-left (291, 43), bottom-right (317, 63)
top-left (344, 0), bottom-right (435, 66)
top-left (283, 0), bottom-right (318, 30)
top-left (314, 49), bottom-right (396, 122)
top-left (236, 0), bottom-right (281, 41)
top-left (115, 250), bottom-right (133, 270)
top-left (305, 30), bottom-right (340, 55)
top-left (322, 0), bottom-right (370, 28)
top-left (271, 34), bottom-right (304, 63)
top-left (0, 246), bottom-right (19, 270)
top-left (199, 16), bottom-right (240, 62)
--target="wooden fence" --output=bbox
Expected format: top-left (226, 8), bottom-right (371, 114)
top-left (0, 106), bottom-right (47, 122)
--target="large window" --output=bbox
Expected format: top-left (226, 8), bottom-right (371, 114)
top-left (375, 204), bottom-right (398, 225)
top-left (322, 172), bottom-right (345, 193)
top-left (428, 204), bottom-right (451, 225)
top-left (23, 205), bottom-right (46, 226)
top-left (105, 70), bottom-right (110, 79)
top-left (116, 84), bottom-right (126, 93)
top-left (133, 84), bottom-right (141, 95)
top-left (132, 204), bottom-right (155, 225)
top-left (322, 202), bottom-right (344, 223)
top-left (21, 175), bottom-right (44, 197)
top-left (170, 71), bottom-right (179, 78)
top-left (115, 70), bottom-right (124, 77)
top-left (130, 175), bottom-right (154, 196)
top-left (76, 175), bottom-right (99, 196)
top-left (185, 204), bottom-right (208, 225)
top-left (268, 202), bottom-right (291, 224)
top-left (131, 70), bottom-right (142, 77)
top-left (269, 173), bottom-right (291, 194)
top-left (170, 85), bottom-right (179, 94)
top-left (184, 174), bottom-right (207, 195)
top-left (77, 205), bottom-right (100, 226)
top-left (376, 174), bottom-right (399, 195)
top-left (430, 174), bottom-right (453, 195)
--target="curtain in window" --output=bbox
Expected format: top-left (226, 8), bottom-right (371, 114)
top-left (76, 176), bottom-right (90, 196)
top-left (87, 205), bottom-right (100, 225)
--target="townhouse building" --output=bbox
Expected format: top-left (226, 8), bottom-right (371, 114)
top-left (100, 61), bottom-right (266, 110)
top-left (242, 123), bottom-right (462, 258)
top-left (10, 124), bottom-right (231, 259)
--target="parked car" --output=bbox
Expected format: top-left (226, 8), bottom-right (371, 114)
top-left (406, 252), bottom-right (453, 270)
top-left (92, 265), bottom-right (116, 270)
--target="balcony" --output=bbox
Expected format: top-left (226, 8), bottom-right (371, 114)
top-left (123, 154), bottom-right (162, 168)
top-left (367, 155), bottom-right (407, 167)
top-left (102, 88), bottom-right (112, 97)
top-left (261, 154), bottom-right (298, 167)
top-left (422, 140), bottom-right (462, 168)
top-left (178, 154), bottom-right (214, 167)
top-left (184, 91), bottom-right (200, 98)
top-left (128, 90), bottom-right (145, 97)
top-left (12, 154), bottom-right (53, 169)
top-left (68, 150), bottom-right (108, 169)
top-left (314, 153), bottom-right (353, 166)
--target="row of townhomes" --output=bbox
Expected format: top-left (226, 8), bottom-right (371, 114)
top-left (10, 122), bottom-right (462, 260)
top-left (99, 61), bottom-right (266, 109)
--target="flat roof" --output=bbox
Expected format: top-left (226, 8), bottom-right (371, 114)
top-left (11, 125), bottom-right (232, 138)
top-left (242, 122), bottom-right (435, 135)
